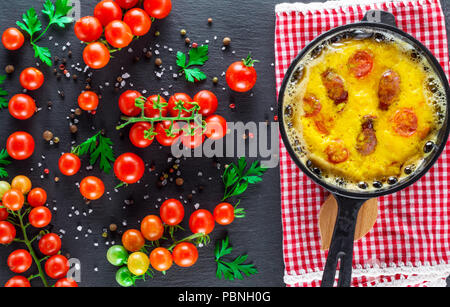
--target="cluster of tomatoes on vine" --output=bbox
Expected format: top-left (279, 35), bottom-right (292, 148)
top-left (76, 0), bottom-right (172, 69)
top-left (0, 176), bottom-right (77, 287)
top-left (107, 197), bottom-right (244, 287)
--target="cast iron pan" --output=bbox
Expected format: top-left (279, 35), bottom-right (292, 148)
top-left (277, 10), bottom-right (450, 287)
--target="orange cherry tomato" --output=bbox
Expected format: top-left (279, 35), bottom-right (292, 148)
top-left (172, 242), bottom-right (198, 268)
top-left (58, 153), bottom-right (81, 176)
top-left (392, 108), bottom-right (418, 137)
top-left (8, 94), bottom-right (36, 120)
top-left (78, 91), bottom-right (99, 111)
top-left (2, 189), bottom-right (24, 211)
top-left (11, 175), bottom-right (32, 195)
top-left (6, 132), bottom-right (35, 160)
top-left (20, 67), bottom-right (44, 91)
top-left (27, 188), bottom-right (47, 207)
top-left (141, 215), bottom-right (164, 241)
top-left (79, 176), bottom-right (105, 200)
top-left (150, 247), bottom-right (173, 272)
top-left (122, 229), bottom-right (145, 252)
top-left (2, 28), bottom-right (24, 50)
top-left (325, 139), bottom-right (349, 164)
top-left (83, 42), bottom-right (110, 69)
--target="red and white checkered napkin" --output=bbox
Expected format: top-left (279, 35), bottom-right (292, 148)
top-left (275, 0), bottom-right (450, 287)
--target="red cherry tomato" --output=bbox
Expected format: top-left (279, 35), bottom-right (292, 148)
top-left (145, 95), bottom-right (168, 118)
top-left (168, 93), bottom-right (194, 117)
top-left (7, 249), bottom-right (32, 273)
top-left (6, 131), bottom-right (34, 160)
top-left (58, 153), bottom-right (81, 176)
top-left (114, 153), bottom-right (145, 184)
top-left (2, 189), bottom-right (24, 211)
top-left (39, 233), bottom-right (62, 256)
top-left (78, 91), bottom-right (99, 111)
top-left (20, 67), bottom-right (44, 91)
top-left (303, 93), bottom-right (322, 118)
top-left (115, 0), bottom-right (139, 9)
top-left (213, 203), bottom-right (235, 225)
top-left (129, 122), bottom-right (154, 148)
top-left (94, 0), bottom-right (123, 26)
top-left (181, 123), bottom-right (205, 149)
top-left (55, 278), bottom-right (78, 287)
top-left (348, 50), bottom-right (374, 78)
top-left (0, 206), bottom-right (8, 221)
top-left (325, 139), bottom-right (349, 164)
top-left (105, 20), bottom-right (133, 49)
top-left (74, 16), bottom-right (103, 42)
top-left (122, 229), bottom-right (145, 252)
top-left (141, 215), bottom-right (164, 241)
top-left (226, 55), bottom-right (258, 92)
top-left (150, 247), bottom-right (173, 271)
top-left (193, 90), bottom-right (218, 117)
top-left (124, 8), bottom-right (152, 36)
top-left (392, 108), bottom-right (418, 137)
top-left (160, 199), bottom-right (184, 226)
top-left (45, 255), bottom-right (69, 280)
top-left (0, 221), bottom-right (16, 245)
top-left (4, 276), bottom-right (30, 287)
top-left (155, 121), bottom-right (181, 146)
top-left (83, 42), bottom-right (110, 69)
top-left (189, 209), bottom-right (215, 235)
top-left (172, 242), bottom-right (198, 267)
top-left (143, 0), bottom-right (172, 19)
top-left (205, 115), bottom-right (227, 140)
top-left (80, 176), bottom-right (105, 200)
top-left (313, 114), bottom-right (333, 135)
top-left (27, 188), bottom-right (47, 207)
top-left (8, 94), bottom-right (36, 120)
top-left (29, 206), bottom-right (52, 228)
top-left (119, 90), bottom-right (141, 116)
top-left (2, 28), bottom-right (24, 50)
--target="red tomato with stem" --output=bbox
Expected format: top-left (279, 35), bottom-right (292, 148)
top-left (172, 242), bottom-right (198, 267)
top-left (189, 209), bottom-right (215, 235)
top-left (129, 122), bottom-right (154, 148)
top-left (145, 95), bottom-right (168, 118)
top-left (20, 67), bottom-right (44, 91)
top-left (94, 0), bottom-right (123, 26)
top-left (8, 94), bottom-right (36, 120)
top-left (4, 276), bottom-right (30, 287)
top-left (58, 153), bottom-right (81, 176)
top-left (7, 249), bottom-right (32, 273)
top-left (155, 121), bottom-right (181, 146)
top-left (205, 114), bottom-right (227, 140)
top-left (6, 132), bottom-right (34, 160)
top-left (124, 8), bottom-right (152, 36)
top-left (78, 91), bottom-right (99, 111)
top-left (45, 255), bottom-right (69, 279)
top-left (168, 93), bottom-right (194, 117)
top-left (181, 123), bottom-right (206, 149)
top-left (213, 203), bottom-right (235, 225)
top-left (150, 247), bottom-right (173, 271)
top-left (141, 215), bottom-right (164, 241)
top-left (115, 0), bottom-right (139, 9)
top-left (83, 42), bottom-right (110, 69)
top-left (113, 153), bottom-right (145, 184)
top-left (105, 20), bottom-right (133, 49)
top-left (0, 206), bottom-right (8, 221)
top-left (80, 176), bottom-right (105, 200)
top-left (160, 199), bottom-right (184, 226)
top-left (2, 28), bottom-right (24, 50)
top-left (226, 54), bottom-right (258, 92)
top-left (29, 206), bottom-right (52, 228)
top-left (193, 90), bottom-right (218, 117)
top-left (74, 16), bottom-right (103, 42)
top-left (119, 90), bottom-right (141, 116)
top-left (55, 278), bottom-right (78, 287)
top-left (122, 229), bottom-right (145, 252)
top-left (143, 0), bottom-right (172, 19)
top-left (39, 233), bottom-right (62, 256)
top-left (2, 189), bottom-right (24, 211)
top-left (27, 188), bottom-right (47, 207)
top-left (0, 221), bottom-right (16, 245)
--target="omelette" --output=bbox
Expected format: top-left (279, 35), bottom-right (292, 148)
top-left (283, 31), bottom-right (446, 190)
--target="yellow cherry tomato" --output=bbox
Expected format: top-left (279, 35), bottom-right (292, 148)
top-left (127, 252), bottom-right (149, 276)
top-left (0, 181), bottom-right (11, 199)
top-left (11, 176), bottom-right (32, 195)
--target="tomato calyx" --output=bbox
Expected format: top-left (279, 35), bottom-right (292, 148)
top-left (242, 52), bottom-right (259, 68)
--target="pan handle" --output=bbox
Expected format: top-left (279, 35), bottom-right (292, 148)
top-left (321, 195), bottom-right (366, 287)
top-left (361, 10), bottom-right (397, 27)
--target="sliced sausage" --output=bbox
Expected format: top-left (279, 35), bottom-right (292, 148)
top-left (321, 69), bottom-right (348, 105)
top-left (378, 69), bottom-right (400, 110)
top-left (357, 115), bottom-right (378, 156)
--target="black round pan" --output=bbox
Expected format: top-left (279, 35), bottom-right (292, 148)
top-left (277, 10), bottom-right (450, 287)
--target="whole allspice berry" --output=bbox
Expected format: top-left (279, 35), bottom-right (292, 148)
top-left (43, 130), bottom-right (54, 141)
top-left (145, 51), bottom-right (153, 58)
top-left (223, 37), bottom-right (231, 46)
top-left (53, 137), bottom-right (60, 144)
top-left (185, 37), bottom-right (191, 44)
top-left (109, 224), bottom-right (118, 232)
top-left (5, 65), bottom-right (14, 74)
top-left (175, 177), bottom-right (184, 186)
top-left (155, 58), bottom-right (163, 66)
top-left (70, 125), bottom-right (78, 133)
top-left (74, 108), bottom-right (82, 116)
top-left (208, 18), bottom-right (213, 24)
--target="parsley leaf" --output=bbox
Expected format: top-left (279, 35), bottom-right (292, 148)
top-left (43, 0), bottom-right (73, 28)
top-left (16, 7), bottom-right (42, 38)
top-left (215, 236), bottom-right (258, 281)
top-left (0, 75), bottom-right (8, 110)
top-left (71, 132), bottom-right (115, 174)
top-left (176, 45), bottom-right (209, 83)
top-left (0, 149), bottom-right (11, 179)
top-left (32, 44), bottom-right (52, 66)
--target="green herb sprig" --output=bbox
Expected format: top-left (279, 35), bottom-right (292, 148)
top-left (215, 236), bottom-right (258, 281)
top-left (0, 75), bottom-right (8, 110)
top-left (176, 45), bottom-right (209, 82)
top-left (0, 149), bottom-right (11, 178)
top-left (222, 157), bottom-right (267, 201)
top-left (71, 131), bottom-right (115, 174)
top-left (16, 0), bottom-right (73, 66)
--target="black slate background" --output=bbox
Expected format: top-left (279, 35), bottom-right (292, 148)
top-left (0, 0), bottom-right (449, 288)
